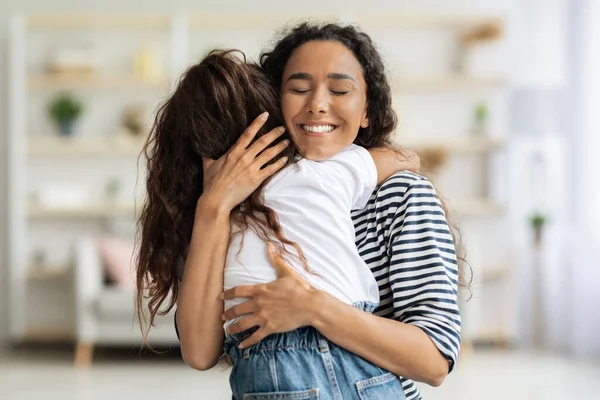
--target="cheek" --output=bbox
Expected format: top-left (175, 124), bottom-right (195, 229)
top-left (281, 94), bottom-right (300, 123)
top-left (339, 98), bottom-right (367, 127)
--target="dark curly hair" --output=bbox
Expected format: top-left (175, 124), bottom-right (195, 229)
top-left (135, 50), bottom-right (304, 342)
top-left (260, 22), bottom-right (469, 290)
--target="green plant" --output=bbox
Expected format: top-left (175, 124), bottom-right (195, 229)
top-left (475, 102), bottom-right (488, 124)
top-left (48, 92), bottom-right (83, 124)
top-left (530, 213), bottom-right (547, 230)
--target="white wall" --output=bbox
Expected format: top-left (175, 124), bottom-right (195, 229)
top-left (0, 0), bottom-right (519, 347)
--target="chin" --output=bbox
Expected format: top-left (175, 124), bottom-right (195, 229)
top-left (298, 145), bottom-right (336, 162)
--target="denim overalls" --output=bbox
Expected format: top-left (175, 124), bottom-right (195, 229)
top-left (224, 301), bottom-right (406, 400)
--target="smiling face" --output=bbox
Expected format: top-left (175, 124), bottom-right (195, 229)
top-left (280, 40), bottom-right (369, 161)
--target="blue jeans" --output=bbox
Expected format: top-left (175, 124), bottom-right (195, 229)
top-left (224, 302), bottom-right (405, 400)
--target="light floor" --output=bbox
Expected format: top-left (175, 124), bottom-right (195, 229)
top-left (2, 346), bottom-right (600, 400)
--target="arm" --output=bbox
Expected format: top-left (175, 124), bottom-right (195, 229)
top-left (224, 245), bottom-right (449, 386)
top-left (176, 198), bottom-right (230, 370)
top-left (175, 113), bottom-right (290, 370)
top-left (223, 174), bottom-right (460, 386)
top-left (310, 291), bottom-right (449, 386)
top-left (368, 147), bottom-right (420, 184)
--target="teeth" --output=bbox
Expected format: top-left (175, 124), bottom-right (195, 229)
top-left (301, 124), bottom-right (335, 133)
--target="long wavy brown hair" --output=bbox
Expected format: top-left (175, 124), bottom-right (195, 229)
top-left (135, 50), bottom-right (305, 342)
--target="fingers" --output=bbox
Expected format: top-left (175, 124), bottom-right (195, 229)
top-left (246, 126), bottom-right (287, 158)
top-left (266, 242), bottom-right (297, 278)
top-left (255, 138), bottom-right (290, 168)
top-left (258, 156), bottom-right (288, 180)
top-left (238, 328), bottom-right (270, 349)
top-left (233, 112), bottom-right (269, 151)
top-left (226, 315), bottom-right (261, 335)
top-left (222, 301), bottom-right (256, 321)
top-left (222, 285), bottom-right (261, 301)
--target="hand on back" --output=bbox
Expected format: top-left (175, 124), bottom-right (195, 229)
top-left (200, 112), bottom-right (290, 212)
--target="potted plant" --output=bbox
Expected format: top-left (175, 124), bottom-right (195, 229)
top-left (530, 212), bottom-right (547, 247)
top-left (48, 92), bottom-right (83, 136)
top-left (473, 102), bottom-right (489, 135)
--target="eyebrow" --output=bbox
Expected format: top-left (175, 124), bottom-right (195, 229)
top-left (285, 72), bottom-right (356, 83)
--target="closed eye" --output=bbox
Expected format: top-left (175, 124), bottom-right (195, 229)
top-left (331, 90), bottom-right (349, 96)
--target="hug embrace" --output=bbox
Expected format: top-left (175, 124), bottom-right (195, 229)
top-left (136, 21), bottom-right (465, 400)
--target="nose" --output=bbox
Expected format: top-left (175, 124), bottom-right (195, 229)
top-left (306, 87), bottom-right (329, 114)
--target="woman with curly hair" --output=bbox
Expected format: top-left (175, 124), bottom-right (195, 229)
top-left (138, 22), bottom-right (463, 400)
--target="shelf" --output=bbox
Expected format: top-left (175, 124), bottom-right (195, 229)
top-left (394, 75), bottom-right (505, 91)
top-left (467, 330), bottom-right (512, 346)
top-left (23, 326), bottom-right (74, 342)
top-left (25, 13), bottom-right (171, 29)
top-left (451, 199), bottom-right (504, 216)
top-left (28, 74), bottom-right (170, 91)
top-left (189, 12), bottom-right (338, 29)
top-left (28, 265), bottom-right (71, 280)
top-left (480, 265), bottom-right (511, 281)
top-left (400, 136), bottom-right (505, 153)
top-left (357, 13), bottom-right (504, 29)
top-left (27, 136), bottom-right (145, 156)
top-left (28, 202), bottom-right (137, 219)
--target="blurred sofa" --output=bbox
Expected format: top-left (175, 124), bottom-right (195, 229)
top-left (74, 236), bottom-right (179, 366)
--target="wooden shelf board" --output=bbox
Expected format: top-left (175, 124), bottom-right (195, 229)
top-left (27, 265), bottom-right (71, 280)
top-left (26, 13), bottom-right (171, 29)
top-left (452, 199), bottom-right (504, 216)
top-left (27, 136), bottom-right (145, 156)
top-left (28, 74), bottom-right (170, 91)
top-left (467, 330), bottom-right (512, 345)
top-left (400, 136), bottom-right (506, 153)
top-left (189, 12), bottom-right (338, 29)
top-left (28, 202), bottom-right (138, 218)
top-left (358, 13), bottom-right (504, 29)
top-left (394, 75), bottom-right (505, 90)
top-left (23, 326), bottom-right (75, 342)
top-left (480, 265), bottom-right (511, 281)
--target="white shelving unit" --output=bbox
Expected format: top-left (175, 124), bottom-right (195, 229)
top-left (7, 13), bottom-right (177, 343)
top-left (6, 11), bottom-right (513, 345)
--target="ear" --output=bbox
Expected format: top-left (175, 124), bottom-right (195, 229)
top-left (360, 106), bottom-right (369, 128)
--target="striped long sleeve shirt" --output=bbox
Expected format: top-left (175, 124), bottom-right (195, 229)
top-left (352, 171), bottom-right (461, 399)
top-left (175, 171), bottom-right (461, 399)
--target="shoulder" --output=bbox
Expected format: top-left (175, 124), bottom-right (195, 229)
top-left (326, 144), bottom-right (372, 166)
top-left (373, 171), bottom-right (436, 204)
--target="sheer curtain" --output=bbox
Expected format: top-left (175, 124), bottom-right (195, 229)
top-left (510, 0), bottom-right (600, 357)
top-left (563, 0), bottom-right (600, 357)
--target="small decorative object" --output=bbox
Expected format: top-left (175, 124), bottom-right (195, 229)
top-left (473, 102), bottom-right (489, 135)
top-left (419, 148), bottom-right (449, 174)
top-left (121, 105), bottom-right (147, 138)
top-left (133, 44), bottom-right (163, 81)
top-left (530, 212), bottom-right (547, 248)
top-left (48, 92), bottom-right (83, 136)
top-left (32, 248), bottom-right (47, 267)
top-left (453, 22), bottom-right (503, 73)
top-left (47, 43), bottom-right (100, 76)
top-left (105, 178), bottom-right (122, 202)
top-left (38, 184), bottom-right (90, 208)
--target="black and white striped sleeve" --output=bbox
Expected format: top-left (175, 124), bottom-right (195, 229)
top-left (387, 176), bottom-right (461, 371)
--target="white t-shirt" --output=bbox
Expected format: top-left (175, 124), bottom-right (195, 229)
top-left (223, 144), bottom-right (380, 332)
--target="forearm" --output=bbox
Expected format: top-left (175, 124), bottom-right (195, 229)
top-left (310, 291), bottom-right (449, 386)
top-left (368, 147), bottom-right (420, 184)
top-left (176, 196), bottom-right (230, 370)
